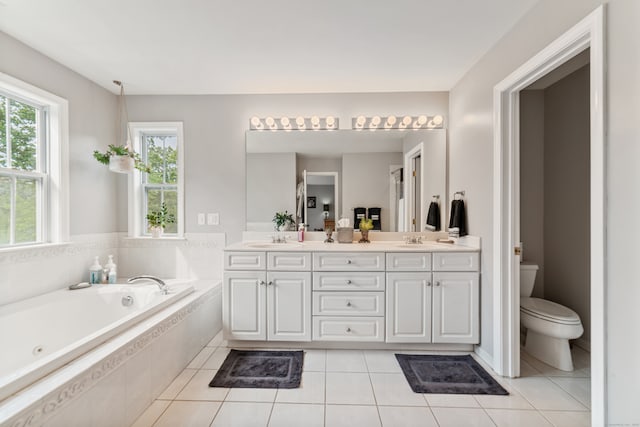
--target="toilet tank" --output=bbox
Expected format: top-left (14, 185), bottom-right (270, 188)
top-left (520, 263), bottom-right (539, 297)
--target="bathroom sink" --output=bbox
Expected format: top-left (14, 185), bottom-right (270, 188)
top-left (245, 242), bottom-right (304, 249)
top-left (394, 243), bottom-right (427, 248)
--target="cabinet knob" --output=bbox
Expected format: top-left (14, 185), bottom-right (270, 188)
top-left (427, 282), bottom-right (432, 287)
top-left (258, 280), bottom-right (266, 286)
top-left (268, 281), bottom-right (274, 286)
top-left (346, 280), bottom-right (352, 284)
top-left (347, 259), bottom-right (352, 264)
top-left (346, 327), bottom-right (352, 332)
top-left (346, 301), bottom-right (352, 307)
top-left (435, 281), bottom-right (441, 287)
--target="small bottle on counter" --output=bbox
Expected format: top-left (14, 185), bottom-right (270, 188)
top-left (89, 256), bottom-right (102, 284)
top-left (105, 254), bottom-right (117, 284)
top-left (298, 224), bottom-right (305, 242)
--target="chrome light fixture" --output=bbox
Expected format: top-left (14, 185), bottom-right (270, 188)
top-left (352, 114), bottom-right (444, 130)
top-left (249, 116), bottom-right (339, 131)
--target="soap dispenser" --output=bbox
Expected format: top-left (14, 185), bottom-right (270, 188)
top-left (105, 255), bottom-right (117, 284)
top-left (89, 256), bottom-right (102, 285)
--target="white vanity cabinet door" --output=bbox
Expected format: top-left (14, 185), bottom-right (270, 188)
top-left (223, 271), bottom-right (266, 340)
top-left (313, 252), bottom-right (384, 271)
top-left (224, 251), bottom-right (266, 270)
top-left (385, 273), bottom-right (432, 343)
top-left (312, 272), bottom-right (385, 291)
top-left (267, 272), bottom-right (312, 341)
top-left (432, 272), bottom-right (479, 343)
top-left (267, 252), bottom-right (311, 271)
top-left (432, 252), bottom-right (479, 272)
top-left (386, 253), bottom-right (432, 271)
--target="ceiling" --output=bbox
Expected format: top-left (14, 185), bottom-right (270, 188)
top-left (0, 0), bottom-right (538, 95)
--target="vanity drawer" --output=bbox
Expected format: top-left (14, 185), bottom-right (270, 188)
top-left (386, 253), bottom-right (432, 271)
top-left (313, 252), bottom-right (384, 271)
top-left (312, 272), bottom-right (385, 291)
top-left (224, 251), bottom-right (266, 270)
top-left (433, 252), bottom-right (479, 272)
top-left (313, 292), bottom-right (384, 316)
top-left (312, 316), bottom-right (384, 341)
top-left (267, 252), bottom-right (311, 271)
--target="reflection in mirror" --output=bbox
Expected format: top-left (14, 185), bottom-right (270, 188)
top-left (246, 129), bottom-right (446, 232)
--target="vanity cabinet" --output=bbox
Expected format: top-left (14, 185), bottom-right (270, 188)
top-left (223, 252), bottom-right (312, 341)
top-left (386, 252), bottom-right (479, 344)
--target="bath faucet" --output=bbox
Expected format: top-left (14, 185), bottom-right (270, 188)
top-left (127, 275), bottom-right (169, 294)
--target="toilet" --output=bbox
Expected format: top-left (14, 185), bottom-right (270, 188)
top-left (520, 263), bottom-right (583, 371)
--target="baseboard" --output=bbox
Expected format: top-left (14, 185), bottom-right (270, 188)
top-left (474, 345), bottom-right (494, 369)
top-left (574, 337), bottom-right (591, 353)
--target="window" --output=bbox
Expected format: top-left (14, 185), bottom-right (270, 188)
top-left (129, 122), bottom-right (183, 237)
top-left (0, 72), bottom-right (68, 248)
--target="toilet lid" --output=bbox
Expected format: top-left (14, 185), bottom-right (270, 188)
top-left (520, 297), bottom-right (581, 324)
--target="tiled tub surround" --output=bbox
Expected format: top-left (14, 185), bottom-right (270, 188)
top-left (224, 240), bottom-right (480, 350)
top-left (0, 280), bottom-right (222, 427)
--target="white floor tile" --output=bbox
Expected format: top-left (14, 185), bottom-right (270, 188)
top-left (130, 400), bottom-right (171, 427)
top-left (176, 369), bottom-right (229, 401)
top-left (521, 350), bottom-right (589, 378)
top-left (520, 359), bottom-right (544, 377)
top-left (474, 391), bottom-right (534, 410)
top-left (326, 349), bottom-right (368, 372)
top-left (303, 349), bottom-right (326, 371)
top-left (325, 404), bottom-right (382, 427)
top-left (431, 407), bottom-right (496, 427)
top-left (506, 377), bottom-right (587, 411)
top-left (153, 401), bottom-right (220, 427)
top-left (208, 331), bottom-right (224, 347)
top-left (275, 371), bottom-right (325, 404)
top-left (211, 401), bottom-right (272, 427)
top-left (157, 368), bottom-right (197, 400)
top-left (541, 410), bottom-right (592, 427)
top-left (378, 406), bottom-right (439, 427)
top-left (424, 393), bottom-right (480, 408)
top-left (548, 377), bottom-right (591, 409)
top-left (369, 373), bottom-right (427, 406)
top-left (202, 347), bottom-right (231, 370)
top-left (486, 409), bottom-right (553, 427)
top-left (364, 351), bottom-right (403, 373)
top-left (225, 387), bottom-right (277, 402)
top-left (268, 403), bottom-right (324, 427)
top-left (188, 346), bottom-right (216, 369)
top-left (326, 372), bottom-right (376, 405)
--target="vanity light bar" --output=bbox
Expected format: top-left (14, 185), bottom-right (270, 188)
top-left (351, 115), bottom-right (444, 130)
top-left (249, 116), bottom-right (339, 131)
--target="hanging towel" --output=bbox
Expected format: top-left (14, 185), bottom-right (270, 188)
top-left (296, 182), bottom-right (304, 219)
top-left (426, 202), bottom-right (441, 231)
top-left (449, 199), bottom-right (467, 236)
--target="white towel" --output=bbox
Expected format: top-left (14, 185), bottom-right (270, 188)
top-left (296, 182), bottom-right (304, 218)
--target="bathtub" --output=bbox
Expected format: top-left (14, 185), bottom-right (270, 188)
top-left (0, 279), bottom-right (222, 427)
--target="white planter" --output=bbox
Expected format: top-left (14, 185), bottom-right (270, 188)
top-left (109, 155), bottom-right (135, 173)
top-left (150, 227), bottom-right (163, 238)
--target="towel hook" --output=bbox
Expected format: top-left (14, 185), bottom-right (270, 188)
top-left (454, 190), bottom-right (465, 200)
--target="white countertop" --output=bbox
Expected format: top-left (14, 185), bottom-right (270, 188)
top-left (225, 240), bottom-right (479, 252)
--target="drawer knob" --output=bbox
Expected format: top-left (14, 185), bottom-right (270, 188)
top-left (346, 327), bottom-right (352, 332)
top-left (268, 281), bottom-right (274, 286)
top-left (258, 280), bottom-right (266, 286)
top-left (347, 259), bottom-right (352, 264)
top-left (435, 281), bottom-right (441, 287)
top-left (346, 280), bottom-right (352, 284)
top-left (346, 301), bottom-right (352, 307)
top-left (427, 282), bottom-right (431, 287)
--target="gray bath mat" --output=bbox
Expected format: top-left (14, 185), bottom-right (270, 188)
top-left (209, 350), bottom-right (303, 389)
top-left (395, 354), bottom-right (508, 395)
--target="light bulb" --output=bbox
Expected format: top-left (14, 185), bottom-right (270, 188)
top-left (356, 116), bottom-right (366, 127)
top-left (250, 116), bottom-right (261, 127)
top-left (432, 115), bottom-right (444, 125)
top-left (326, 116), bottom-right (336, 128)
top-left (402, 115), bottom-right (412, 126)
top-left (280, 117), bottom-right (290, 127)
top-left (387, 116), bottom-right (397, 126)
top-left (296, 116), bottom-right (305, 127)
top-left (265, 117), bottom-right (275, 127)
top-left (311, 116), bottom-right (320, 126)
top-left (417, 115), bottom-right (427, 125)
top-left (371, 116), bottom-right (381, 126)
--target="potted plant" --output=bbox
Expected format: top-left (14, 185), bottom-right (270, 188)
top-left (93, 144), bottom-right (151, 174)
top-left (146, 203), bottom-right (175, 238)
top-left (358, 218), bottom-right (374, 243)
top-left (272, 211), bottom-right (294, 231)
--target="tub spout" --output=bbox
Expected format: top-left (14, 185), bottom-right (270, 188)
top-left (127, 276), bottom-right (169, 294)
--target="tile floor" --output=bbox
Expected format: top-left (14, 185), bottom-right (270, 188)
top-left (132, 333), bottom-right (591, 427)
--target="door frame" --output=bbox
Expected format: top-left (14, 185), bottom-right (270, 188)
top-left (404, 143), bottom-right (424, 232)
top-left (492, 5), bottom-right (605, 424)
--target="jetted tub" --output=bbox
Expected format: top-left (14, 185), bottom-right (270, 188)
top-left (0, 281), bottom-right (194, 402)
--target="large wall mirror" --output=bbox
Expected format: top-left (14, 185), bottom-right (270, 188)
top-left (246, 129), bottom-right (446, 232)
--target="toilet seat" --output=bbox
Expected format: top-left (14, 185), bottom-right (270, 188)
top-left (520, 297), bottom-right (581, 325)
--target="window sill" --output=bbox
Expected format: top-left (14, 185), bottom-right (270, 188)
top-left (0, 242), bottom-right (71, 255)
top-left (122, 236), bottom-right (187, 241)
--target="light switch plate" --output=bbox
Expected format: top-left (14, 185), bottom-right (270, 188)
top-left (207, 213), bottom-right (219, 225)
top-left (197, 213), bottom-right (205, 225)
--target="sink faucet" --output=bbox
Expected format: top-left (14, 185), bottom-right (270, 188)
top-left (128, 275), bottom-right (169, 294)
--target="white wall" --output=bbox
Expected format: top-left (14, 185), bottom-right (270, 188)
top-left (449, 0), bottom-right (640, 422)
top-left (123, 92), bottom-right (449, 243)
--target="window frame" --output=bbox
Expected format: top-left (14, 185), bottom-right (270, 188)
top-left (128, 122), bottom-right (184, 238)
top-left (0, 71), bottom-right (69, 249)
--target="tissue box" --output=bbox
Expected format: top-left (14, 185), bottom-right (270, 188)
top-left (336, 227), bottom-right (354, 243)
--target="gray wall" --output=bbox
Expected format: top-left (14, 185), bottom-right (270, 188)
top-left (124, 92), bottom-right (449, 243)
top-left (0, 31), bottom-right (118, 235)
top-left (246, 153), bottom-right (296, 229)
top-left (544, 65), bottom-right (591, 346)
top-left (449, 0), bottom-right (640, 421)
top-left (342, 152), bottom-right (403, 232)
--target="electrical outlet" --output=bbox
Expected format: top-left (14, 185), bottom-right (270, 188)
top-left (197, 213), bottom-right (205, 225)
top-left (207, 213), bottom-right (219, 225)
